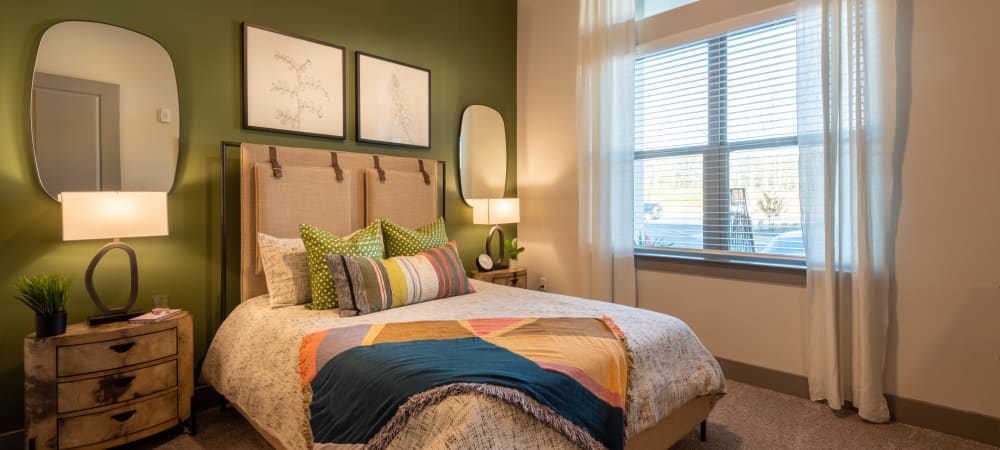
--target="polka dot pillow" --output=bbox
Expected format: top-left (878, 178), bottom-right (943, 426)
top-left (300, 220), bottom-right (384, 310)
top-left (381, 217), bottom-right (449, 257)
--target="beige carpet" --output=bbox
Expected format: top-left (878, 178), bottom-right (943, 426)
top-left (120, 381), bottom-right (996, 449)
top-left (669, 382), bottom-right (996, 449)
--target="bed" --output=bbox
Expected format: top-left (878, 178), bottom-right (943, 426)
top-left (201, 143), bottom-right (726, 450)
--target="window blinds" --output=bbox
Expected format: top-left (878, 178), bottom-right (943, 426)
top-left (634, 17), bottom-right (803, 258)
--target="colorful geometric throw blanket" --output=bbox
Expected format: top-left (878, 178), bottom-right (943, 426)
top-left (299, 317), bottom-right (633, 450)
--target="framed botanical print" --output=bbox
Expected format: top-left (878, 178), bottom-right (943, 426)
top-left (243, 23), bottom-right (346, 139)
top-left (356, 52), bottom-right (431, 149)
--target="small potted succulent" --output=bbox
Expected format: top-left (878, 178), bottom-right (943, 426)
top-left (14, 273), bottom-right (72, 338)
top-left (504, 238), bottom-right (526, 269)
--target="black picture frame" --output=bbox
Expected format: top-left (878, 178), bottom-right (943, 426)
top-left (243, 23), bottom-right (347, 140)
top-left (355, 51), bottom-right (431, 149)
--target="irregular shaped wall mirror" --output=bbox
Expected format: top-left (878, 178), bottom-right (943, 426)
top-left (459, 105), bottom-right (507, 204)
top-left (31, 21), bottom-right (179, 199)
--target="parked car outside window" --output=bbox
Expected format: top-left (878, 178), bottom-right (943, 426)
top-left (644, 202), bottom-right (663, 221)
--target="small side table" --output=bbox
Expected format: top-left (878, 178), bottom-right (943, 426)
top-left (24, 312), bottom-right (194, 449)
top-left (471, 267), bottom-right (528, 289)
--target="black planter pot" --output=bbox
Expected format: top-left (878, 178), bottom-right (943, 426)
top-left (35, 311), bottom-right (67, 338)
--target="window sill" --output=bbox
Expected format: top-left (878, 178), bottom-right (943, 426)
top-left (634, 248), bottom-right (806, 286)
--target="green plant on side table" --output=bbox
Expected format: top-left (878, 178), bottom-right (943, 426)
top-left (504, 238), bottom-right (526, 269)
top-left (14, 273), bottom-right (72, 338)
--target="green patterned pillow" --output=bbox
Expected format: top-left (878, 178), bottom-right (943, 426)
top-left (382, 217), bottom-right (449, 257)
top-left (300, 220), bottom-right (384, 310)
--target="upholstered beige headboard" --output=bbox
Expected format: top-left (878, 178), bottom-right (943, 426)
top-left (239, 143), bottom-right (441, 302)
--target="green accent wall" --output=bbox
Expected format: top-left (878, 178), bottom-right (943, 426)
top-left (0, 0), bottom-right (516, 433)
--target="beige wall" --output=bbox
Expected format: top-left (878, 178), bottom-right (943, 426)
top-left (517, 0), bottom-right (1000, 420)
top-left (516, 0), bottom-right (583, 296)
top-left (886, 0), bottom-right (1000, 418)
top-left (638, 269), bottom-right (808, 375)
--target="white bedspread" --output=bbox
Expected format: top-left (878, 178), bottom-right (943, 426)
top-left (201, 280), bottom-right (725, 449)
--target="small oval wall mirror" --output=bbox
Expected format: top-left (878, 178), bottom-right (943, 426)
top-left (459, 105), bottom-right (507, 205)
top-left (31, 21), bottom-right (180, 199)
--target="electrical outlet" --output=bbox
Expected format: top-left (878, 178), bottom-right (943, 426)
top-left (538, 276), bottom-right (548, 291)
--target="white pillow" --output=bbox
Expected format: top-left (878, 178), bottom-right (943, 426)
top-left (257, 233), bottom-right (310, 308)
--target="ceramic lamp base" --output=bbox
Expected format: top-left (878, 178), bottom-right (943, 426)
top-left (85, 239), bottom-right (140, 321)
top-left (485, 225), bottom-right (506, 266)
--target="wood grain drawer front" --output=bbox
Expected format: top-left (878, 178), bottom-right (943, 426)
top-left (57, 360), bottom-right (177, 414)
top-left (58, 390), bottom-right (177, 449)
top-left (57, 329), bottom-right (177, 377)
top-left (491, 275), bottom-right (513, 286)
top-left (492, 274), bottom-right (527, 288)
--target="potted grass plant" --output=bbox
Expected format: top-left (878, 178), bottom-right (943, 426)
top-left (14, 273), bottom-right (71, 338)
top-left (504, 238), bottom-right (526, 269)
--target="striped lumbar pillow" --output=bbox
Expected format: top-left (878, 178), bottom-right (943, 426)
top-left (326, 241), bottom-right (475, 316)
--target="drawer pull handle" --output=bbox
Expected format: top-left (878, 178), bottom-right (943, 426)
top-left (110, 375), bottom-right (135, 388)
top-left (109, 342), bottom-right (136, 353)
top-left (110, 410), bottom-right (136, 422)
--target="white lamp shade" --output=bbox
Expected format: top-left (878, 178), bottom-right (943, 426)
top-left (473, 198), bottom-right (519, 225)
top-left (60, 192), bottom-right (169, 241)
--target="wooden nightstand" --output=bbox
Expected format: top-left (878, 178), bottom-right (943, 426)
top-left (24, 312), bottom-right (193, 450)
top-left (471, 266), bottom-right (527, 288)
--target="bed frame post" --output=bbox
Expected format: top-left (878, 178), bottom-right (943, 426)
top-left (699, 420), bottom-right (707, 441)
top-left (220, 141), bottom-right (241, 328)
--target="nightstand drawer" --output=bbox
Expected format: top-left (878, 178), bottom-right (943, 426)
top-left (471, 267), bottom-right (528, 289)
top-left (57, 389), bottom-right (177, 449)
top-left (57, 329), bottom-right (177, 377)
top-left (492, 274), bottom-right (527, 288)
top-left (57, 360), bottom-right (178, 413)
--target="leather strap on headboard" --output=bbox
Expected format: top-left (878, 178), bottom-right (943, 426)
top-left (373, 155), bottom-right (386, 182)
top-left (268, 146), bottom-right (282, 178)
top-left (418, 160), bottom-right (430, 185)
top-left (330, 152), bottom-right (344, 182)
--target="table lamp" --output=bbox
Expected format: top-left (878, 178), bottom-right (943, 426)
top-left (472, 198), bottom-right (519, 267)
top-left (60, 191), bottom-right (169, 325)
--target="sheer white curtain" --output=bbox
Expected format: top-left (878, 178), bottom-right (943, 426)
top-left (797, 0), bottom-right (897, 422)
top-left (576, 0), bottom-right (637, 305)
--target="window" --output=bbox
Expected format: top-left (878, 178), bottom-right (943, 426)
top-left (634, 17), bottom-right (803, 260)
top-left (637, 0), bottom-right (699, 19)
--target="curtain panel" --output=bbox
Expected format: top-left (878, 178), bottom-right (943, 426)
top-left (577, 0), bottom-right (638, 306)
top-left (797, 0), bottom-right (898, 423)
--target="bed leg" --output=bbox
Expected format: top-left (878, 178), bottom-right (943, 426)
top-left (181, 413), bottom-right (197, 436)
top-left (699, 420), bottom-right (707, 442)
